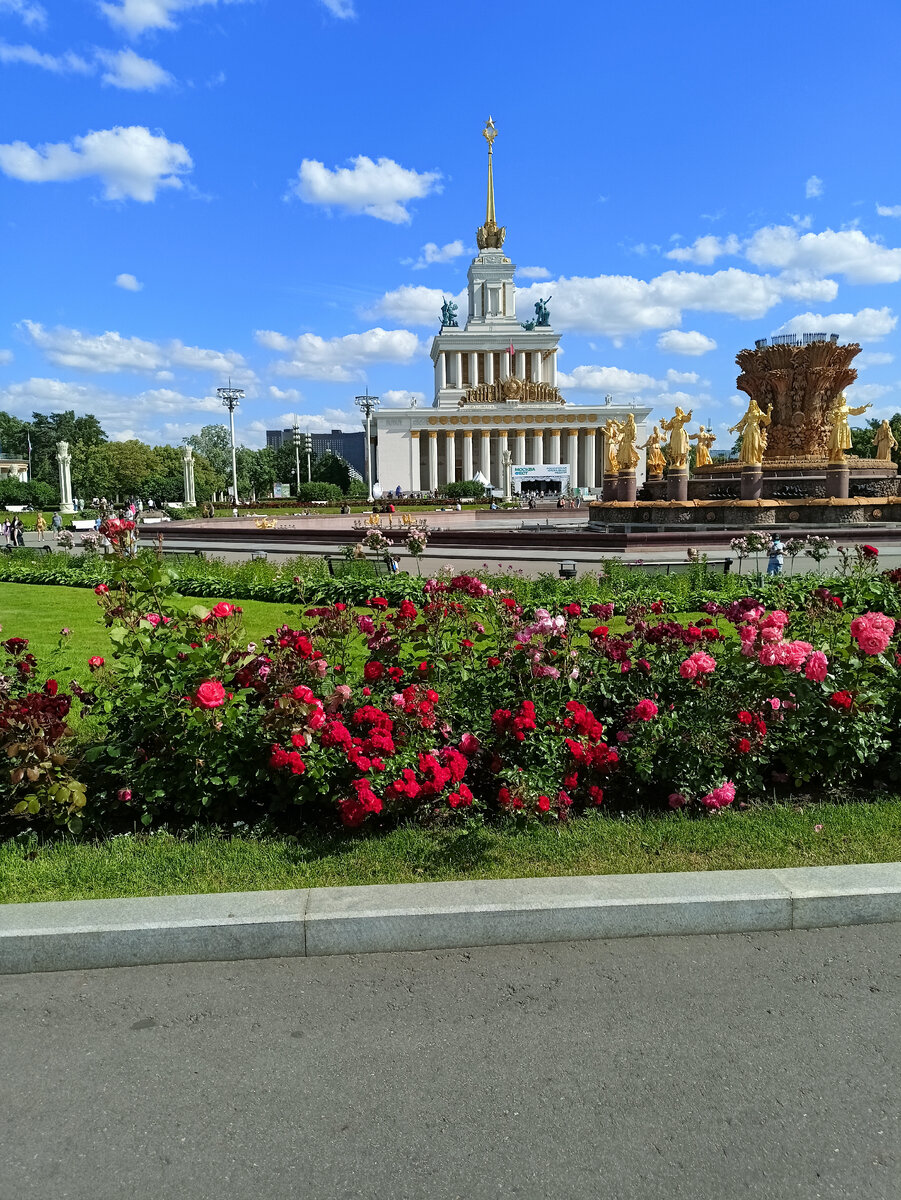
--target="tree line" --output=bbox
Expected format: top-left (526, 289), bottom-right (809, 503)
top-left (0, 410), bottom-right (358, 506)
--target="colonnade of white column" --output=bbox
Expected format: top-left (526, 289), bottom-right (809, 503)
top-left (416, 425), bottom-right (600, 492)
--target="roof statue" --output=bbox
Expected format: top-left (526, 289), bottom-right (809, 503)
top-left (476, 117), bottom-right (506, 250)
top-left (440, 297), bottom-right (458, 328)
top-left (534, 296), bottom-right (552, 327)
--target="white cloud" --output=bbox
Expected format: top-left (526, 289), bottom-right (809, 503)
top-left (97, 48), bottom-right (174, 90)
top-left (21, 320), bottom-right (255, 379)
top-left (367, 284), bottom-right (466, 327)
top-left (857, 352), bottom-right (895, 368)
top-left (517, 266), bottom-right (551, 280)
top-left (408, 239), bottom-right (464, 269)
top-left (115, 272), bottom-right (143, 291)
top-left (847, 383), bottom-right (891, 404)
top-left (289, 155), bottom-right (442, 224)
top-left (256, 326), bottom-right (423, 382)
top-left (382, 389), bottom-right (425, 408)
top-left (0, 376), bottom-right (223, 439)
top-left (666, 234), bottom-right (741, 264)
top-left (319, 0), bottom-right (355, 15)
top-left (876, 204), bottom-right (901, 218)
top-left (268, 385), bottom-right (302, 403)
top-left (773, 307), bottom-right (897, 342)
top-left (806, 175), bottom-right (823, 199)
top-left (98, 0), bottom-right (249, 37)
top-left (665, 368), bottom-right (699, 385)
top-left (745, 225), bottom-right (901, 284)
top-left (0, 40), bottom-right (91, 72)
top-left (0, 125), bottom-right (192, 202)
top-left (0, 349), bottom-right (13, 364)
top-left (557, 365), bottom-right (661, 395)
top-left (656, 329), bottom-right (717, 356)
top-left (0, 0), bottom-right (45, 27)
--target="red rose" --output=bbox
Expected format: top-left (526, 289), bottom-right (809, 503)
top-left (590, 626), bottom-right (609, 639)
top-left (94, 584), bottom-right (109, 595)
top-left (829, 690), bottom-right (854, 711)
top-left (194, 680), bottom-right (227, 708)
top-left (633, 699), bottom-right (658, 721)
top-left (88, 656), bottom-right (105, 669)
top-left (737, 737), bottom-right (752, 754)
top-left (368, 597), bottom-right (388, 609)
top-left (486, 656), bottom-right (501, 668)
top-left (44, 679), bottom-right (59, 696)
top-left (210, 602), bottom-right (236, 618)
top-left (737, 711), bottom-right (753, 725)
top-left (363, 661), bottom-right (384, 682)
top-left (563, 603), bottom-right (582, 617)
top-left (536, 795), bottom-right (551, 813)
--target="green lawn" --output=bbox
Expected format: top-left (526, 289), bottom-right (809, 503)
top-left (2, 800), bottom-right (900, 903)
top-left (0, 581), bottom-right (304, 680)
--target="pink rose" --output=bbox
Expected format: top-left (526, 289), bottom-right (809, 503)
top-left (758, 644), bottom-right (780, 667)
top-left (679, 658), bottom-right (698, 680)
top-left (760, 626), bottom-right (782, 643)
top-left (144, 612), bottom-right (162, 628)
top-left (117, 787), bottom-right (132, 803)
top-left (668, 792), bottom-right (687, 809)
top-left (700, 780), bottom-right (735, 810)
top-left (194, 680), bottom-right (227, 709)
top-left (460, 732), bottom-right (481, 758)
top-left (859, 632), bottom-right (889, 656)
top-left (804, 651), bottom-right (828, 682)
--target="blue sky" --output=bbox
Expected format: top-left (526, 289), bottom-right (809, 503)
top-left (2, 0), bottom-right (901, 453)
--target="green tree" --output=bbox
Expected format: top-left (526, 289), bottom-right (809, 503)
top-left (0, 412), bottom-right (28, 459)
top-left (850, 413), bottom-right (901, 463)
top-left (185, 425), bottom-right (232, 481)
top-left (312, 451), bottom-right (351, 493)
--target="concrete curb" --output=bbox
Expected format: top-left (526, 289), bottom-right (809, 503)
top-left (2, 862), bottom-right (900, 974)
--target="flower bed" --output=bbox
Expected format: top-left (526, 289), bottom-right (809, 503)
top-left (3, 543), bottom-right (901, 839)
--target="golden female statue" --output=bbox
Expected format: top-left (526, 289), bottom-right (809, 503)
top-left (728, 398), bottom-right (772, 466)
top-left (689, 424), bottom-right (716, 468)
top-left (874, 418), bottom-right (897, 462)
top-left (602, 418), bottom-right (623, 474)
top-left (659, 406), bottom-right (693, 469)
top-left (638, 424), bottom-right (666, 476)
top-left (616, 413), bottom-right (640, 470)
top-left (827, 393), bottom-right (871, 464)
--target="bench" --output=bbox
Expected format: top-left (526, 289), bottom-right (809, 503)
top-left (71, 520), bottom-right (97, 531)
top-left (2, 544), bottom-right (52, 556)
top-left (325, 554), bottom-right (396, 579)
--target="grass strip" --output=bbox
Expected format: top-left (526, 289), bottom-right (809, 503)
top-left (3, 799), bottom-right (900, 904)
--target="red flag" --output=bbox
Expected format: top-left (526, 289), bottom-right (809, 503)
top-left (508, 342), bottom-right (515, 359)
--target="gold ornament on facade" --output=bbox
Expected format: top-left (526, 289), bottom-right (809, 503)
top-left (826, 393), bottom-right (871, 464)
top-left (659, 406), bottom-right (693, 469)
top-left (458, 378), bottom-right (564, 406)
top-left (728, 399), bottom-right (772, 466)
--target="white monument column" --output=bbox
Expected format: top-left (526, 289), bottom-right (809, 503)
top-left (568, 429), bottom-right (579, 489)
top-left (455, 352), bottom-right (463, 389)
top-left (410, 431), bottom-right (421, 492)
top-left (514, 429), bottom-right (526, 465)
top-left (516, 351), bottom-right (526, 379)
top-left (550, 428), bottom-right (561, 465)
top-left (498, 430), bottom-right (508, 474)
top-left (532, 353), bottom-right (542, 383)
top-left (469, 352), bottom-right (478, 388)
top-left (480, 429), bottom-right (491, 483)
top-left (439, 353), bottom-right (447, 389)
top-left (182, 444), bottom-right (196, 506)
top-left (56, 440), bottom-right (74, 514)
top-left (428, 431), bottom-right (439, 492)
top-left (549, 351), bottom-right (557, 386)
top-left (462, 431), bottom-right (473, 480)
top-left (585, 430), bottom-right (596, 489)
top-left (485, 353), bottom-right (494, 385)
top-left (532, 427), bottom-right (544, 466)
top-left (445, 430), bottom-right (456, 484)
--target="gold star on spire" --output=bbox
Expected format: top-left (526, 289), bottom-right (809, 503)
top-left (477, 116), bottom-right (505, 250)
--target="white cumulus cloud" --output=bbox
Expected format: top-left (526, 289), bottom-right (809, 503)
top-left (0, 125), bottom-right (192, 202)
top-left (806, 175), bottom-right (823, 198)
top-left (97, 48), bottom-right (174, 90)
top-left (289, 155), bottom-right (442, 224)
top-left (857, 352), bottom-right (895, 368)
top-left (367, 284), bottom-right (466, 327)
top-left (0, 349), bottom-right (13, 364)
top-left (319, 0), bottom-right (355, 15)
top-left (98, 0), bottom-right (249, 37)
top-left (665, 368), bottom-right (700, 385)
top-left (656, 329), bottom-right (717, 356)
top-left (666, 234), bottom-right (742, 264)
top-left (0, 0), bottom-right (46, 27)
top-left (0, 40), bottom-right (92, 72)
top-left (773, 307), bottom-right (897, 342)
top-left (517, 266), bottom-right (551, 279)
top-left (557, 366), bottom-right (662, 395)
top-left (256, 326), bottom-right (424, 382)
top-left (21, 320), bottom-right (255, 379)
top-left (745, 225), bottom-right (901, 284)
top-left (114, 272), bottom-right (143, 291)
top-left (408, 240), bottom-right (464, 269)
top-left (382, 389), bottom-right (425, 408)
top-left (876, 204), bottom-right (901, 217)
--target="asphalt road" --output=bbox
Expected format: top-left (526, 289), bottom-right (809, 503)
top-left (2, 925), bottom-right (899, 1200)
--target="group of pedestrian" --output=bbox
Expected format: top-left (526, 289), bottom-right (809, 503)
top-left (2, 516), bottom-right (25, 547)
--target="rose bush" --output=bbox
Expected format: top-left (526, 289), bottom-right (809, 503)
top-left (5, 555), bottom-right (901, 837)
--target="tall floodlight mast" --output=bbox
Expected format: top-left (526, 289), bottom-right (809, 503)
top-left (354, 388), bottom-right (380, 501)
top-left (217, 380), bottom-right (244, 505)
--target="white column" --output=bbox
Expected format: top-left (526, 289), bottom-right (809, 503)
top-left (182, 445), bottom-right (196, 506)
top-left (585, 431), bottom-right (596, 489)
top-left (455, 351), bottom-right (463, 390)
top-left (428, 431), bottom-right (438, 492)
top-left (514, 429), bottom-right (526, 465)
top-left (549, 351), bottom-right (557, 386)
top-left (500, 352), bottom-right (509, 381)
top-left (56, 441), bottom-right (74, 513)
top-left (462, 431), bottom-right (473, 480)
top-left (469, 352), bottom-right (478, 388)
top-left (410, 431), bottom-right (421, 492)
top-left (439, 353), bottom-right (447, 389)
top-left (568, 429), bottom-right (579, 489)
top-left (445, 430), bottom-right (456, 484)
top-left (550, 428), bottom-right (561, 465)
top-left (486, 352), bottom-right (494, 385)
top-left (480, 429), bottom-right (491, 482)
top-left (532, 353), bottom-right (542, 383)
top-left (498, 430), bottom-right (508, 473)
top-left (532, 427), bottom-right (544, 466)
top-left (516, 351), bottom-right (526, 379)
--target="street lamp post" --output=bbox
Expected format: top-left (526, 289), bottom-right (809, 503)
top-left (292, 418), bottom-right (302, 497)
top-left (354, 389), bottom-right (380, 501)
top-left (217, 381), bottom-right (244, 506)
top-left (304, 432), bottom-right (313, 482)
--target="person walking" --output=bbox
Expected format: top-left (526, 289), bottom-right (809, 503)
top-left (767, 533), bottom-right (784, 576)
top-left (2, 517), bottom-right (10, 548)
top-left (13, 516), bottom-right (25, 546)
top-left (35, 513), bottom-right (46, 542)
top-left (51, 511), bottom-right (62, 541)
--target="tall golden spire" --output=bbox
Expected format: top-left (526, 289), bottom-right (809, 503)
top-left (477, 116), bottom-right (505, 250)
